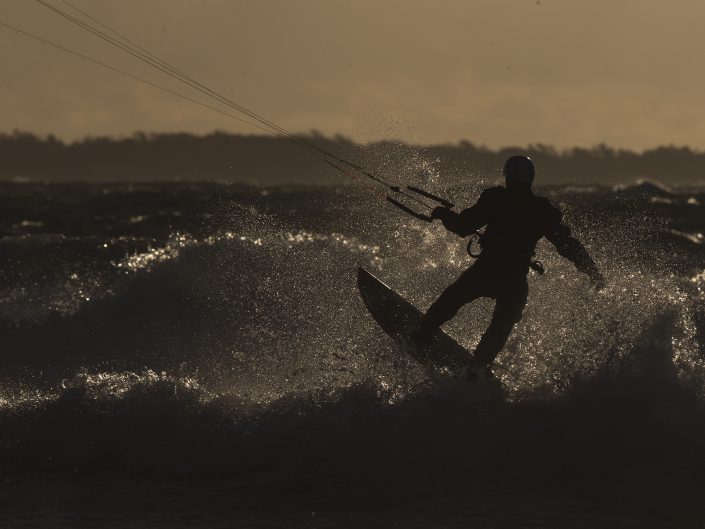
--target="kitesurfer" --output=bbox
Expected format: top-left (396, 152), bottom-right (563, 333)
top-left (413, 155), bottom-right (605, 374)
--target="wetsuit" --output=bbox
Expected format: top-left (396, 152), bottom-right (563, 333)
top-left (419, 185), bottom-right (602, 367)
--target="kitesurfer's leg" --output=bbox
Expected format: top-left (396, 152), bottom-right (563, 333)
top-left (472, 281), bottom-right (528, 366)
top-left (472, 316), bottom-right (515, 367)
top-left (414, 267), bottom-right (482, 344)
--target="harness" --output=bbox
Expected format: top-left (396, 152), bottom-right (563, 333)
top-left (467, 231), bottom-right (545, 275)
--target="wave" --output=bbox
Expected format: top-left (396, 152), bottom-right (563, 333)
top-left (1, 339), bottom-right (703, 522)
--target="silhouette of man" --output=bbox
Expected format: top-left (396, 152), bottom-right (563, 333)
top-left (414, 155), bottom-right (605, 371)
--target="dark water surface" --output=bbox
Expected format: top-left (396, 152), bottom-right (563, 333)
top-left (0, 180), bottom-right (704, 528)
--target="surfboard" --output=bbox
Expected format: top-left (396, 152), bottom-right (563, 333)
top-left (357, 267), bottom-right (474, 372)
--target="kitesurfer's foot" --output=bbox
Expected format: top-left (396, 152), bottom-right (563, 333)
top-left (404, 326), bottom-right (433, 362)
top-left (462, 360), bottom-right (493, 382)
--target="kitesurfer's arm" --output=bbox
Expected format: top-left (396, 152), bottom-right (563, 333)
top-left (545, 218), bottom-right (605, 289)
top-left (430, 189), bottom-right (493, 237)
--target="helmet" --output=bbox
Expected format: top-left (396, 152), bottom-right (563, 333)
top-left (503, 155), bottom-right (535, 186)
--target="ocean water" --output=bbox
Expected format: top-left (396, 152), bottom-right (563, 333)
top-left (0, 180), bottom-right (703, 528)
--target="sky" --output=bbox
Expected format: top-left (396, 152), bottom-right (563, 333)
top-left (1, 0), bottom-right (704, 150)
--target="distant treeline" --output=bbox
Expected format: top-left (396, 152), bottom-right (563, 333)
top-left (0, 131), bottom-right (703, 185)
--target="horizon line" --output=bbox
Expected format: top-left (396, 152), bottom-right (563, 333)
top-left (2, 129), bottom-right (703, 156)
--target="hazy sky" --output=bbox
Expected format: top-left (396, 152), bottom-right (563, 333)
top-left (1, 0), bottom-right (704, 149)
